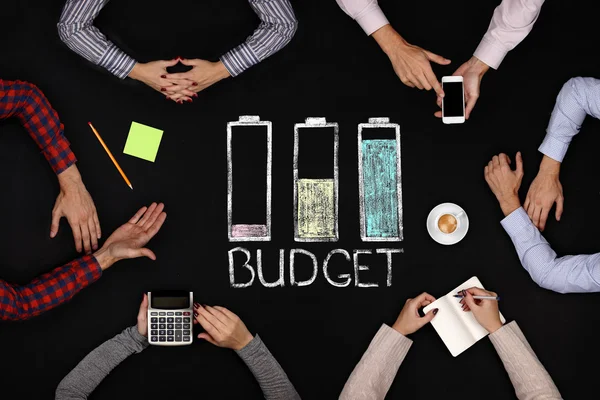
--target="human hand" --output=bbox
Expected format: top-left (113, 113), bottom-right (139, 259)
top-left (524, 155), bottom-right (563, 231)
top-left (435, 56), bottom-right (489, 120)
top-left (128, 60), bottom-right (194, 103)
top-left (459, 287), bottom-right (503, 333)
top-left (137, 294), bottom-right (149, 337)
top-left (52, 165), bottom-right (101, 254)
top-left (484, 152), bottom-right (524, 216)
top-left (93, 202), bottom-right (167, 270)
top-left (371, 25), bottom-right (449, 96)
top-left (392, 292), bottom-right (438, 336)
top-left (193, 303), bottom-right (254, 350)
top-left (164, 59), bottom-right (230, 97)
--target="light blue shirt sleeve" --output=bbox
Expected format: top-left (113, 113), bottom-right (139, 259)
top-left (539, 77), bottom-right (600, 163)
top-left (501, 207), bottom-right (600, 293)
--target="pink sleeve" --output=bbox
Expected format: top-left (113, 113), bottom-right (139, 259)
top-left (474, 0), bottom-right (546, 69)
top-left (336, 0), bottom-right (389, 36)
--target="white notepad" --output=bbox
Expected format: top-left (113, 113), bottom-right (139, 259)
top-left (423, 276), bottom-right (506, 357)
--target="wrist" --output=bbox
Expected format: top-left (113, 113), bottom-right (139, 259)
top-left (235, 333), bottom-right (254, 350)
top-left (93, 247), bottom-right (118, 271)
top-left (468, 56), bottom-right (490, 76)
top-left (57, 164), bottom-right (83, 190)
top-left (213, 61), bottom-right (231, 81)
top-left (498, 195), bottom-right (521, 217)
top-left (372, 24), bottom-right (406, 56)
top-left (486, 320), bottom-right (503, 333)
top-left (391, 322), bottom-right (409, 336)
top-left (539, 155), bottom-right (561, 175)
top-left (128, 63), bottom-right (144, 81)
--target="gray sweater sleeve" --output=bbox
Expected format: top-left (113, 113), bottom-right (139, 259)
top-left (235, 335), bottom-right (301, 400)
top-left (55, 326), bottom-right (149, 400)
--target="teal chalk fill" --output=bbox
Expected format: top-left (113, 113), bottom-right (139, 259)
top-left (362, 140), bottom-right (399, 237)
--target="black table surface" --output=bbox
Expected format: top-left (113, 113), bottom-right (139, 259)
top-left (2, 0), bottom-right (600, 398)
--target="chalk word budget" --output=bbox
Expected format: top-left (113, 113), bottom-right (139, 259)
top-left (227, 116), bottom-right (404, 288)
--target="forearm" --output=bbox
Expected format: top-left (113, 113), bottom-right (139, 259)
top-left (58, 0), bottom-right (136, 78)
top-left (56, 326), bottom-right (148, 400)
top-left (0, 255), bottom-right (102, 321)
top-left (220, 0), bottom-right (297, 76)
top-left (501, 207), bottom-right (600, 293)
top-left (236, 335), bottom-right (301, 400)
top-left (474, 0), bottom-right (545, 69)
top-left (489, 322), bottom-right (562, 399)
top-left (339, 324), bottom-right (412, 400)
top-left (540, 77), bottom-right (600, 162)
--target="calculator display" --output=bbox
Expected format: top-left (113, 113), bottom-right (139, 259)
top-left (151, 296), bottom-right (189, 309)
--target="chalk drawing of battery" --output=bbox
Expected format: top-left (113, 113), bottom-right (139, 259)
top-left (227, 116), bottom-right (272, 242)
top-left (358, 117), bottom-right (403, 241)
top-left (294, 117), bottom-right (339, 242)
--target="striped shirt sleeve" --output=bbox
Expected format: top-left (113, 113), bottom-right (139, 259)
top-left (57, 0), bottom-right (137, 79)
top-left (539, 77), bottom-right (600, 163)
top-left (220, 0), bottom-right (297, 77)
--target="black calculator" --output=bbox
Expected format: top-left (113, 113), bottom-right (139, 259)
top-left (148, 291), bottom-right (194, 346)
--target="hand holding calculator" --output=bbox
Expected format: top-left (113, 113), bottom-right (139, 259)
top-left (148, 291), bottom-right (194, 346)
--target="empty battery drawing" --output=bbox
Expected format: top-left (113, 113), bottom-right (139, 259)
top-left (358, 117), bottom-right (403, 241)
top-left (294, 117), bottom-right (339, 242)
top-left (227, 116), bottom-right (272, 241)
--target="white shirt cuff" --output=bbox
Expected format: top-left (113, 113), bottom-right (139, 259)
top-left (538, 134), bottom-right (569, 163)
top-left (355, 5), bottom-right (389, 36)
top-left (473, 36), bottom-right (508, 70)
top-left (500, 207), bottom-right (532, 237)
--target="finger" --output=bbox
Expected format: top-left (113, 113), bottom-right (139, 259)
top-left (71, 221), bottom-right (83, 252)
top-left (93, 211), bottom-right (101, 239)
top-left (533, 207), bottom-right (543, 230)
top-left (556, 196), bottom-right (564, 221)
top-left (434, 111), bottom-right (442, 118)
top-left (179, 89), bottom-right (197, 97)
top-left (142, 203), bottom-right (165, 230)
top-left (465, 94), bottom-right (478, 120)
top-left (213, 306), bottom-right (237, 321)
top-left (499, 153), bottom-right (510, 167)
top-left (50, 208), bottom-right (61, 238)
top-left (197, 305), bottom-right (226, 331)
top-left (419, 308), bottom-right (438, 326)
top-left (515, 151), bottom-right (524, 177)
top-left (198, 332), bottom-right (218, 345)
top-left (139, 294), bottom-right (149, 316)
top-left (418, 74), bottom-right (432, 91)
top-left (88, 218), bottom-right (99, 251)
top-left (413, 292), bottom-right (436, 307)
top-left (164, 72), bottom-right (192, 80)
top-left (464, 287), bottom-right (493, 297)
top-left (204, 305), bottom-right (229, 326)
top-left (138, 248), bottom-right (157, 260)
top-left (492, 155), bottom-right (500, 166)
top-left (81, 220), bottom-right (92, 254)
top-left (161, 84), bottom-right (193, 94)
top-left (146, 212), bottom-right (167, 239)
top-left (129, 207), bottom-right (147, 224)
top-left (160, 59), bottom-right (179, 68)
top-left (180, 58), bottom-right (199, 66)
top-left (194, 308), bottom-right (220, 337)
top-left (463, 290), bottom-right (478, 309)
top-left (424, 70), bottom-right (443, 97)
top-left (524, 196), bottom-right (531, 213)
top-left (137, 203), bottom-right (158, 227)
top-left (436, 96), bottom-right (442, 108)
top-left (424, 50), bottom-right (451, 65)
top-left (539, 208), bottom-right (549, 231)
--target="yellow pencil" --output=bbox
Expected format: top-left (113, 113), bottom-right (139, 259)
top-left (88, 122), bottom-right (133, 190)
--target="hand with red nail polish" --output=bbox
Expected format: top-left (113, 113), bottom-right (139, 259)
top-left (163, 58), bottom-right (231, 96)
top-left (127, 60), bottom-right (194, 102)
top-left (193, 305), bottom-right (253, 350)
top-left (392, 292), bottom-right (438, 336)
top-left (460, 287), bottom-right (503, 333)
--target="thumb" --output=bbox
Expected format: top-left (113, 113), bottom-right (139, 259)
top-left (516, 151), bottom-right (524, 176)
top-left (50, 209), bottom-right (61, 238)
top-left (198, 333), bottom-right (217, 346)
top-left (180, 58), bottom-right (199, 66)
top-left (419, 308), bottom-right (438, 326)
top-left (463, 290), bottom-right (478, 310)
top-left (138, 248), bottom-right (157, 260)
top-left (161, 59), bottom-right (179, 68)
top-left (424, 50), bottom-right (451, 65)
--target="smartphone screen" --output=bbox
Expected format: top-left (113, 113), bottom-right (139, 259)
top-left (443, 81), bottom-right (464, 117)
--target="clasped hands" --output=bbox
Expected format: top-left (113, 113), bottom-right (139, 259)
top-left (128, 57), bottom-right (231, 103)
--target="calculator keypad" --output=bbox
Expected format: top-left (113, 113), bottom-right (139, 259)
top-left (149, 309), bottom-right (193, 345)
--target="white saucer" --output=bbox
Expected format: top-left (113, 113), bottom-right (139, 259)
top-left (426, 203), bottom-right (469, 245)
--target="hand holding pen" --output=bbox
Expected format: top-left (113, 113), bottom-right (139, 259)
top-left (458, 287), bottom-right (504, 333)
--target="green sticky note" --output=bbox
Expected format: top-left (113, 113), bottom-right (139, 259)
top-left (123, 122), bottom-right (164, 162)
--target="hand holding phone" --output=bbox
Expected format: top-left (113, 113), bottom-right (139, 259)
top-left (441, 76), bottom-right (465, 124)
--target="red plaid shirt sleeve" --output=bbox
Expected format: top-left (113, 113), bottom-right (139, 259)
top-left (0, 255), bottom-right (102, 321)
top-left (0, 79), bottom-right (77, 174)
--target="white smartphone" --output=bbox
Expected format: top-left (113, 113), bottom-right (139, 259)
top-left (442, 76), bottom-right (465, 124)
